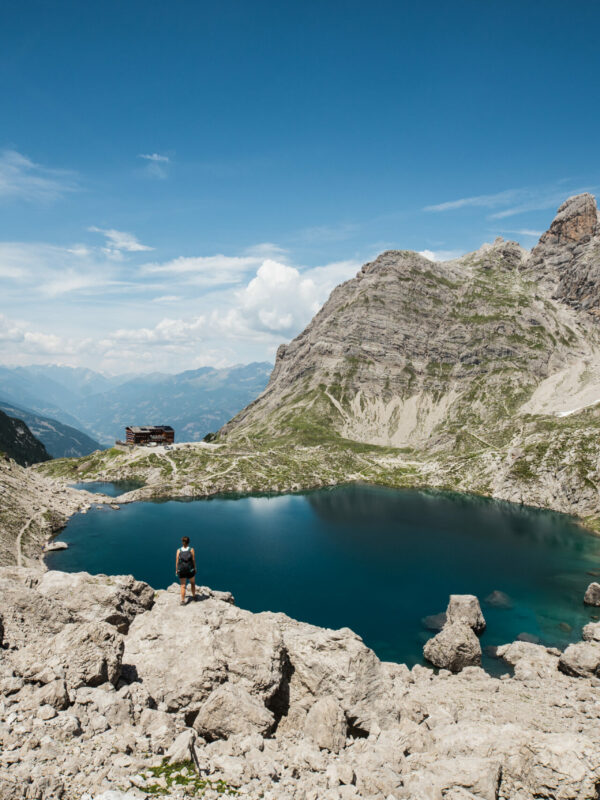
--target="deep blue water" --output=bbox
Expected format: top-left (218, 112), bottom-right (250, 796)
top-left (48, 484), bottom-right (600, 670)
top-left (70, 481), bottom-right (145, 498)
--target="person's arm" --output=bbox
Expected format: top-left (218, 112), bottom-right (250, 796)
top-left (175, 549), bottom-right (179, 575)
top-left (191, 548), bottom-right (196, 570)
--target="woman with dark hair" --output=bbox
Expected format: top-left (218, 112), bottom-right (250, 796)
top-left (175, 536), bottom-right (196, 605)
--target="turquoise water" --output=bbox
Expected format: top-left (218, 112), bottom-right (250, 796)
top-left (47, 484), bottom-right (600, 670)
top-left (70, 481), bottom-right (145, 498)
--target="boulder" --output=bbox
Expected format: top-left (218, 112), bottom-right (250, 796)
top-left (33, 679), bottom-right (71, 710)
top-left (166, 729), bottom-right (197, 764)
top-left (484, 590), bottom-right (512, 609)
top-left (0, 574), bottom-right (75, 649)
top-left (304, 696), bottom-right (347, 753)
top-left (496, 641), bottom-right (560, 680)
top-left (124, 587), bottom-right (284, 713)
top-left (423, 623), bottom-right (482, 672)
top-left (582, 620), bottom-right (600, 642)
top-left (558, 641), bottom-right (600, 678)
top-left (37, 571), bottom-right (154, 633)
top-left (277, 615), bottom-right (397, 734)
top-left (193, 684), bottom-right (275, 740)
top-left (583, 582), bottom-right (600, 606)
top-left (12, 620), bottom-right (124, 689)
top-left (446, 595), bottom-right (486, 635)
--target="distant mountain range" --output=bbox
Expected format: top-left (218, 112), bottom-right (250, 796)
top-left (0, 401), bottom-right (102, 458)
top-left (0, 409), bottom-right (50, 466)
top-left (0, 362), bottom-right (272, 446)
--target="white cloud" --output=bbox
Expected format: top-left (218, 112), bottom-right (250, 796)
top-left (424, 189), bottom-right (521, 213)
top-left (139, 153), bottom-right (170, 163)
top-left (496, 228), bottom-right (543, 238)
top-left (0, 149), bottom-right (77, 202)
top-left (0, 242), bottom-right (130, 298)
top-left (243, 242), bottom-right (289, 259)
top-left (138, 153), bottom-right (170, 179)
top-left (140, 254), bottom-right (259, 286)
top-left (152, 294), bottom-right (183, 303)
top-left (418, 249), bottom-right (464, 262)
top-left (425, 183), bottom-right (597, 219)
top-left (89, 226), bottom-right (153, 257)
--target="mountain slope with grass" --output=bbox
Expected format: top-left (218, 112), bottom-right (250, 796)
top-left (37, 194), bottom-right (600, 529)
top-left (0, 401), bottom-right (102, 458)
top-left (0, 410), bottom-right (51, 467)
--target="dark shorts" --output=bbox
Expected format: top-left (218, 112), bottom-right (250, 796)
top-left (178, 568), bottom-right (195, 579)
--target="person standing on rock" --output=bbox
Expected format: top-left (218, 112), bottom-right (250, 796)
top-left (175, 536), bottom-right (196, 605)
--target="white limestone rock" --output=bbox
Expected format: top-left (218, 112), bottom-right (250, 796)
top-left (558, 641), bottom-right (600, 678)
top-left (582, 620), bottom-right (600, 642)
top-left (446, 594), bottom-right (486, 635)
top-left (304, 696), bottom-right (347, 753)
top-left (583, 582), bottom-right (600, 606)
top-left (423, 622), bottom-right (482, 672)
top-left (496, 641), bottom-right (560, 680)
top-left (36, 570), bottom-right (154, 633)
top-left (193, 684), bottom-right (275, 740)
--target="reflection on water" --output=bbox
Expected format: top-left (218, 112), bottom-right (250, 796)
top-left (49, 484), bottom-right (600, 671)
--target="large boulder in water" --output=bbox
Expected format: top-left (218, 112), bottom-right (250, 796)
top-left (446, 594), bottom-right (486, 635)
top-left (558, 641), bottom-right (600, 678)
top-left (584, 582), bottom-right (600, 606)
top-left (423, 622), bottom-right (481, 672)
top-left (582, 621), bottom-right (600, 642)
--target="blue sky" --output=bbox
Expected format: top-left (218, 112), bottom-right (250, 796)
top-left (1, 0), bottom-right (598, 373)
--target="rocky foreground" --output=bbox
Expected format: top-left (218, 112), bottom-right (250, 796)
top-left (2, 568), bottom-right (600, 800)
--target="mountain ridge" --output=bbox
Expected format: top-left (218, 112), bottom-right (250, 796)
top-left (36, 193), bottom-right (600, 531)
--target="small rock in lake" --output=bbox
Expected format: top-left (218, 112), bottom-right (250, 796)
top-left (484, 590), bottom-right (513, 609)
top-left (421, 612), bottom-right (447, 631)
top-left (559, 622), bottom-right (573, 633)
top-left (516, 632), bottom-right (540, 644)
top-left (45, 541), bottom-right (68, 551)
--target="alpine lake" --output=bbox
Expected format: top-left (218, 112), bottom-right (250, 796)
top-left (48, 483), bottom-right (600, 672)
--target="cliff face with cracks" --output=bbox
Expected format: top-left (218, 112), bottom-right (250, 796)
top-left (3, 566), bottom-right (600, 800)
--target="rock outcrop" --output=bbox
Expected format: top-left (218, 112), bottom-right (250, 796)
top-left (584, 581), bottom-right (600, 606)
top-left (446, 593), bottom-right (486, 634)
top-left (5, 568), bottom-right (600, 799)
top-left (423, 622), bottom-right (482, 672)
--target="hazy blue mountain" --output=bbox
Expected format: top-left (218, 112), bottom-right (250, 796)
top-left (0, 409), bottom-right (50, 466)
top-left (0, 402), bottom-right (102, 458)
top-left (0, 362), bottom-right (272, 445)
top-left (76, 363), bottom-right (273, 443)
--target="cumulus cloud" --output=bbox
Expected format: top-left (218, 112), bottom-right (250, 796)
top-left (0, 149), bottom-right (77, 202)
top-left (88, 226), bottom-right (153, 258)
top-left (418, 249), bottom-right (464, 262)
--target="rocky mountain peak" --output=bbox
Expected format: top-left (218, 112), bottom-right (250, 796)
top-left (526, 193), bottom-right (600, 314)
top-left (536, 193), bottom-right (597, 248)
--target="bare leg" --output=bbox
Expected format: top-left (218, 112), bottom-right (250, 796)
top-left (180, 577), bottom-right (186, 604)
top-left (190, 577), bottom-right (196, 600)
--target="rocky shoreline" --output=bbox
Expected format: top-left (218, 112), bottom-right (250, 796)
top-left (2, 565), bottom-right (600, 800)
